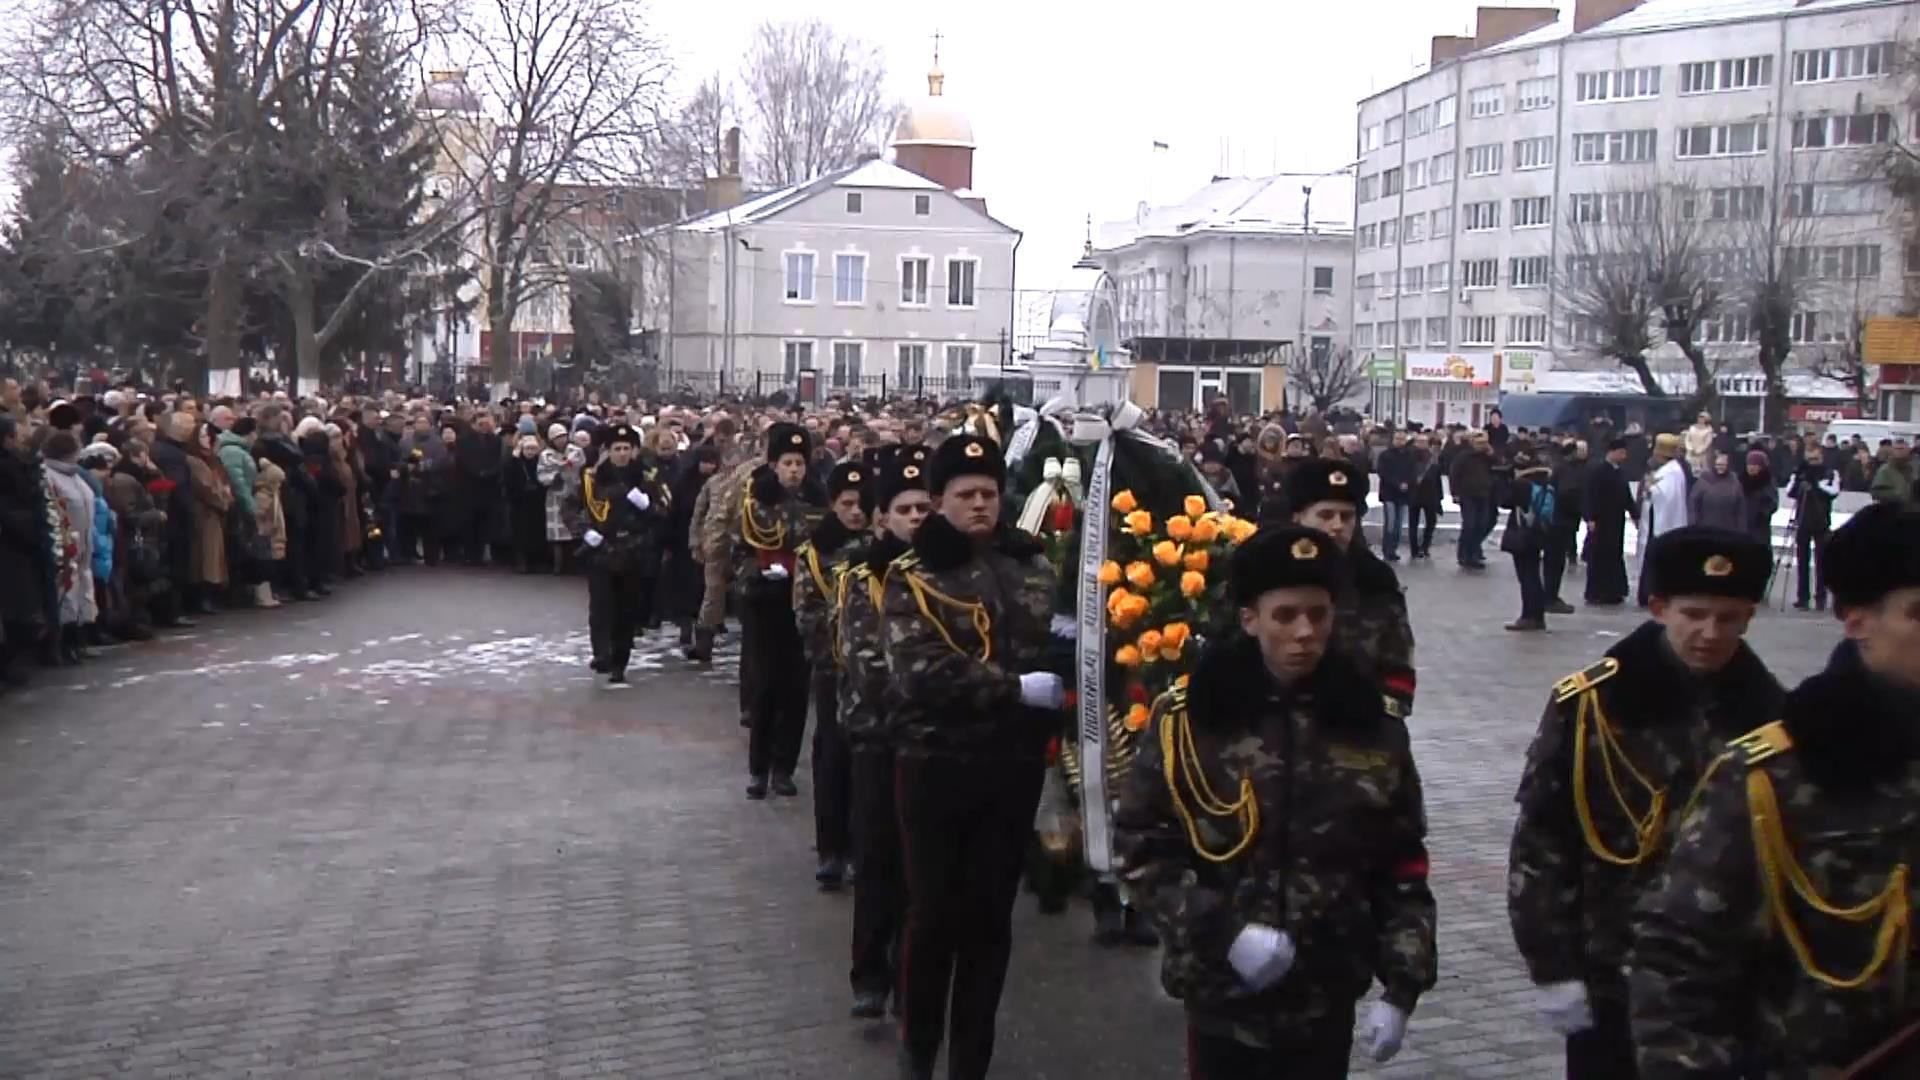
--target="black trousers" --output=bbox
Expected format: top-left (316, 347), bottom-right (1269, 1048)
top-left (1409, 504), bottom-right (1440, 555)
top-left (1567, 996), bottom-right (1637, 1080)
top-left (465, 483), bottom-right (498, 563)
top-left (811, 674), bottom-right (852, 860)
top-left (587, 565), bottom-right (647, 675)
top-left (1585, 520), bottom-right (1629, 603)
top-left (743, 600), bottom-right (808, 778)
top-left (895, 752), bottom-right (1046, 1080)
top-left (1185, 1010), bottom-right (1355, 1079)
top-left (850, 741), bottom-right (904, 998)
top-left (1795, 529), bottom-right (1828, 606)
top-left (1544, 521), bottom-right (1575, 601)
top-left (1512, 546), bottom-right (1546, 622)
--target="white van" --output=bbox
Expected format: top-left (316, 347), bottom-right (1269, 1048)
top-left (1823, 419), bottom-right (1920, 445)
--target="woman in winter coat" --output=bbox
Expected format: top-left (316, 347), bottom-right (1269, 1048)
top-left (1740, 449), bottom-right (1780, 547)
top-left (104, 440), bottom-right (166, 639)
top-left (1685, 450), bottom-right (1748, 533)
top-left (502, 434), bottom-right (548, 572)
top-left (299, 422), bottom-right (342, 593)
top-left (332, 426), bottom-right (363, 576)
top-left (252, 452), bottom-right (287, 608)
top-left (185, 421), bottom-right (234, 600)
top-left (77, 443), bottom-right (119, 642)
top-left (536, 425), bottom-right (582, 573)
top-left (39, 430), bottom-right (97, 662)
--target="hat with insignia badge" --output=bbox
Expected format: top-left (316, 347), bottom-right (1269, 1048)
top-left (1646, 526), bottom-right (1770, 601)
top-left (876, 445), bottom-right (932, 510)
top-left (927, 433), bottom-right (1004, 494)
top-left (604, 423), bottom-right (641, 448)
top-left (827, 460), bottom-right (875, 514)
top-left (1230, 525), bottom-right (1344, 605)
top-left (1823, 504), bottom-right (1920, 612)
top-left (766, 421), bottom-right (809, 463)
top-left (1286, 458), bottom-right (1369, 511)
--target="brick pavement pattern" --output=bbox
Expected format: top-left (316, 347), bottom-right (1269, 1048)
top-left (0, 554), bottom-right (1840, 1078)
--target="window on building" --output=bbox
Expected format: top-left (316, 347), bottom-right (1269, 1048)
top-left (783, 340), bottom-right (815, 380)
top-left (1380, 218), bottom-right (1399, 247)
top-left (1357, 174), bottom-right (1378, 202)
top-left (1510, 255), bottom-right (1551, 287)
top-left (1463, 201), bottom-right (1499, 231)
top-left (1402, 318), bottom-right (1423, 348)
top-left (845, 192), bottom-right (863, 214)
top-left (1355, 273), bottom-right (1376, 295)
top-left (1407, 159), bottom-right (1428, 189)
top-left (1427, 261), bottom-right (1449, 291)
top-left (1460, 315), bottom-right (1497, 345)
top-left (1465, 143), bottom-right (1503, 176)
top-left (1436, 95), bottom-right (1458, 127)
top-left (899, 256), bottom-right (930, 305)
top-left (1516, 76), bottom-right (1555, 111)
top-left (1575, 66), bottom-right (1662, 103)
top-left (1681, 55), bottom-right (1774, 94)
top-left (1512, 196), bottom-right (1552, 229)
top-left (1378, 321), bottom-right (1397, 348)
top-left (1792, 112), bottom-right (1894, 149)
top-left (1514, 136), bottom-right (1555, 171)
top-left (1572, 129), bottom-right (1657, 163)
top-left (1407, 105), bottom-right (1432, 137)
top-left (1431, 153), bottom-right (1455, 183)
top-left (914, 194), bottom-right (932, 216)
top-left (831, 341), bottom-right (864, 387)
top-left (1676, 120), bottom-right (1769, 158)
top-left (1404, 214), bottom-right (1425, 243)
top-left (1431, 207), bottom-right (1453, 237)
top-left (1699, 314), bottom-right (1753, 343)
top-left (1384, 115), bottom-right (1403, 144)
top-left (1355, 324), bottom-right (1375, 349)
top-left (1468, 85), bottom-right (1504, 118)
top-left (1905, 239), bottom-right (1920, 275)
top-left (1402, 265), bottom-right (1424, 292)
top-left (1681, 186), bottom-right (1765, 221)
top-left (1313, 266), bottom-right (1335, 294)
top-left (946, 258), bottom-right (978, 307)
top-left (1381, 167), bottom-right (1403, 196)
top-left (1363, 124), bottom-right (1382, 152)
top-left (1427, 316), bottom-right (1449, 345)
top-left (1787, 181), bottom-right (1885, 216)
top-left (564, 237), bottom-right (589, 268)
top-left (1788, 311), bottom-right (1821, 343)
top-left (944, 343), bottom-right (975, 383)
top-left (896, 342), bottom-right (928, 385)
top-left (1786, 244), bottom-right (1882, 281)
top-left (1358, 224), bottom-right (1377, 249)
top-left (1381, 269), bottom-right (1398, 298)
top-left (784, 250), bottom-right (816, 302)
top-left (1461, 258), bottom-right (1498, 289)
top-left (1792, 43), bottom-right (1894, 84)
top-left (1509, 315), bottom-right (1549, 345)
top-left (834, 253), bottom-right (866, 304)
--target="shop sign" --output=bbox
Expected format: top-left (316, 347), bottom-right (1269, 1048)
top-left (1405, 351), bottom-right (1494, 386)
top-left (1498, 350), bottom-right (1546, 393)
top-left (1788, 404), bottom-right (1861, 423)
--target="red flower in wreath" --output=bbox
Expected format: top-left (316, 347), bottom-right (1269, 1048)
top-left (1048, 499), bottom-right (1075, 532)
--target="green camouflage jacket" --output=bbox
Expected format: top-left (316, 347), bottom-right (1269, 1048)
top-left (1508, 621), bottom-right (1781, 1003)
top-left (1113, 637), bottom-right (1437, 1047)
top-left (837, 533), bottom-right (909, 743)
top-left (1335, 545), bottom-right (1417, 718)
top-left (1632, 645), bottom-right (1920, 1078)
top-left (880, 516), bottom-right (1056, 760)
top-left (697, 457), bottom-right (759, 565)
top-left (728, 466), bottom-right (824, 607)
top-left (793, 517), bottom-right (861, 675)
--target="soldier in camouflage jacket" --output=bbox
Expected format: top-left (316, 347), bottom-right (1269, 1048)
top-left (685, 438), bottom-right (760, 663)
top-left (880, 434), bottom-right (1062, 1080)
top-left (1286, 458), bottom-right (1419, 717)
top-left (1115, 525), bottom-right (1435, 1077)
top-left (791, 460), bottom-right (871, 888)
top-left (1507, 526), bottom-right (1782, 1078)
top-left (1632, 505), bottom-right (1920, 1079)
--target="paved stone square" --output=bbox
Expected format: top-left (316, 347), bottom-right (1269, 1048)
top-left (0, 553), bottom-right (1841, 1078)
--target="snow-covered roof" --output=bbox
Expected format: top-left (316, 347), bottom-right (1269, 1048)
top-left (675, 159), bottom-right (988, 234)
top-left (834, 159), bottom-right (943, 191)
top-left (1093, 173), bottom-right (1355, 253)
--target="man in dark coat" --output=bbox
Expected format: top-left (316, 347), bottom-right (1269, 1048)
top-left (454, 412), bottom-right (504, 565)
top-left (1373, 431), bottom-right (1415, 562)
top-left (146, 412), bottom-right (199, 619)
top-left (0, 415), bottom-right (54, 682)
top-left (1583, 439), bottom-right (1633, 606)
top-left (1545, 439), bottom-right (1587, 613)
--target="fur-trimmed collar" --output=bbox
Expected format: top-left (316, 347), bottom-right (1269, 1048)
top-left (1599, 620), bottom-right (1782, 733)
top-left (863, 531), bottom-right (910, 575)
top-left (808, 514), bottom-right (860, 556)
top-left (1185, 635), bottom-right (1385, 734)
top-left (749, 463), bottom-right (825, 508)
top-left (1780, 641), bottom-right (1920, 791)
top-left (911, 514), bottom-right (1046, 573)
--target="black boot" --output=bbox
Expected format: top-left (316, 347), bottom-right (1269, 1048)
top-left (815, 856), bottom-right (846, 891)
top-left (745, 774), bottom-right (769, 801)
top-left (771, 773), bottom-right (799, 798)
top-left (1122, 904), bottom-right (1160, 946)
top-left (61, 626), bottom-right (87, 664)
top-left (1091, 883), bottom-right (1126, 946)
top-left (685, 626), bottom-right (713, 664)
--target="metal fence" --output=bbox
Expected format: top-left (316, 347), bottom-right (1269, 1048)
top-left (647, 369), bottom-right (1032, 408)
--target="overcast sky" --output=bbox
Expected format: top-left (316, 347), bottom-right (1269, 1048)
top-left (650, 0), bottom-right (1494, 296)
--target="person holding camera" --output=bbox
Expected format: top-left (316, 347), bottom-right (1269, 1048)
top-left (1785, 444), bottom-right (1840, 611)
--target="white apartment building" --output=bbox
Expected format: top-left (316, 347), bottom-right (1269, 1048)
top-left (1353, 0), bottom-right (1919, 428)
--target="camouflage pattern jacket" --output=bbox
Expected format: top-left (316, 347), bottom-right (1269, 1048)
top-left (880, 516), bottom-right (1055, 761)
top-left (1113, 638), bottom-right (1438, 1046)
top-left (561, 458), bottom-right (671, 573)
top-left (1335, 543), bottom-right (1418, 718)
top-left (728, 466), bottom-right (825, 608)
top-left (697, 457), bottom-right (760, 566)
top-left (1508, 620), bottom-right (1781, 1004)
top-left (792, 517), bottom-right (861, 679)
top-left (1632, 643), bottom-right (1920, 1079)
top-left (837, 533), bottom-right (909, 745)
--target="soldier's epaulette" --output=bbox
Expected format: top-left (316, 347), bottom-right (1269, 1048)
top-left (1383, 694), bottom-right (1407, 720)
top-left (1728, 720), bottom-right (1794, 767)
top-left (847, 563), bottom-right (871, 582)
top-left (1553, 657), bottom-right (1620, 704)
top-left (889, 551), bottom-right (922, 575)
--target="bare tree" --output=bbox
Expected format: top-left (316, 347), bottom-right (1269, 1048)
top-left (738, 19), bottom-right (896, 187)
top-left (1556, 191), bottom-right (1665, 396)
top-left (1735, 157), bottom-right (1827, 434)
top-left (648, 74), bottom-right (736, 186)
top-left (1805, 286), bottom-right (1879, 417)
top-left (1284, 345), bottom-right (1367, 414)
top-left (1882, 36), bottom-right (1920, 314)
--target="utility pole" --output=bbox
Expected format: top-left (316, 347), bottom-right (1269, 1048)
top-left (1298, 184), bottom-right (1313, 358)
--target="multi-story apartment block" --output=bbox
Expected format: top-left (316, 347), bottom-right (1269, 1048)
top-left (1353, 0), bottom-right (1918, 429)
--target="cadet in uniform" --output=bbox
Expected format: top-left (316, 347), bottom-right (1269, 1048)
top-left (1114, 525), bottom-right (1435, 1078)
top-left (563, 423), bottom-right (669, 685)
top-left (1632, 504), bottom-right (1920, 1078)
top-left (793, 460), bottom-right (871, 887)
top-left (732, 422), bottom-right (825, 799)
top-left (1507, 525), bottom-right (1782, 1077)
top-left (881, 433), bottom-right (1062, 1080)
top-left (1287, 458), bottom-right (1418, 718)
top-left (837, 446), bottom-right (930, 1020)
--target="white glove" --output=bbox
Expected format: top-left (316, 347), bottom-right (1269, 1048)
top-left (626, 488), bottom-right (650, 511)
top-left (1537, 980), bottom-right (1594, 1036)
top-left (1226, 923), bottom-right (1295, 991)
top-left (1018, 672), bottom-right (1065, 709)
top-left (1048, 614), bottom-right (1076, 640)
top-left (1366, 1001), bottom-right (1409, 1062)
top-left (583, 529), bottom-right (604, 548)
top-left (762, 563), bottom-right (790, 580)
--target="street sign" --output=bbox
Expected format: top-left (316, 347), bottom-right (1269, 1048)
top-left (1370, 356), bottom-right (1400, 381)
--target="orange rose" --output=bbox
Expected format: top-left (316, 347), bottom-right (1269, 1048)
top-left (1114, 644), bottom-right (1143, 667)
top-left (1161, 622), bottom-right (1191, 650)
top-left (1183, 548), bottom-right (1210, 572)
top-left (1111, 490), bottom-right (1139, 514)
top-left (1190, 517), bottom-right (1221, 544)
top-left (1165, 514), bottom-right (1193, 542)
top-left (1124, 703), bottom-right (1151, 731)
top-left (1120, 592), bottom-right (1150, 625)
top-left (1180, 570), bottom-right (1207, 598)
top-left (1097, 560), bottom-right (1123, 587)
top-left (1125, 561), bottom-right (1156, 590)
top-left (1137, 629), bottom-right (1164, 656)
top-left (1184, 494), bottom-right (1208, 518)
top-left (1124, 509), bottom-right (1154, 536)
top-left (1152, 540), bottom-right (1182, 567)
top-left (1110, 591), bottom-right (1145, 629)
top-left (1226, 517), bottom-right (1258, 544)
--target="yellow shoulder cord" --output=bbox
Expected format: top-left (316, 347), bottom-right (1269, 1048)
top-left (740, 486), bottom-right (786, 551)
top-left (804, 544), bottom-right (829, 601)
top-left (832, 569), bottom-right (855, 667)
top-left (582, 468), bottom-right (610, 525)
top-left (1159, 692), bottom-right (1260, 863)
top-left (1670, 751), bottom-right (1733, 840)
top-left (1748, 768), bottom-right (1912, 996)
top-left (903, 571), bottom-right (993, 661)
top-left (1570, 688), bottom-right (1668, 866)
